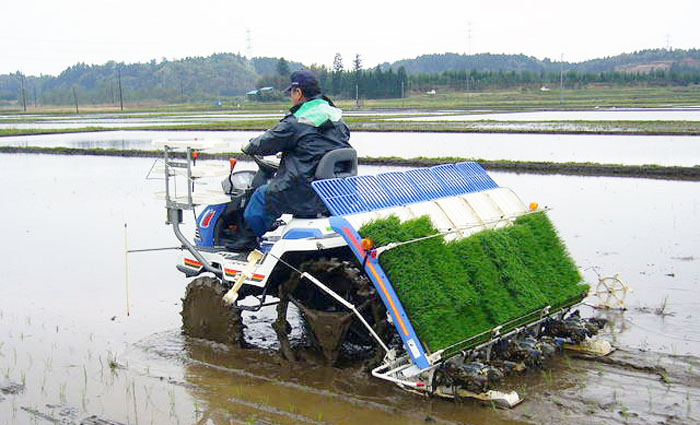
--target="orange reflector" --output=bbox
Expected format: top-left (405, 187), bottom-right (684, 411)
top-left (529, 202), bottom-right (539, 211)
top-left (229, 158), bottom-right (237, 172)
top-left (361, 238), bottom-right (375, 251)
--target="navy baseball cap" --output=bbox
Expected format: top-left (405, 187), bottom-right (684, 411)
top-left (284, 69), bottom-right (321, 96)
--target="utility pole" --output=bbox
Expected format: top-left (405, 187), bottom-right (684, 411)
top-left (559, 53), bottom-right (564, 105)
top-left (466, 22), bottom-right (473, 108)
top-left (19, 73), bottom-right (27, 112)
top-left (72, 87), bottom-right (79, 114)
top-left (117, 68), bottom-right (124, 111)
top-left (466, 74), bottom-right (470, 108)
top-left (355, 84), bottom-right (359, 107)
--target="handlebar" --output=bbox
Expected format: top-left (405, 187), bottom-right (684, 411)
top-left (249, 154), bottom-right (279, 176)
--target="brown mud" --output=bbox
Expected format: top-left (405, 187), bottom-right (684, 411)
top-left (131, 320), bottom-right (700, 425)
top-left (2, 145), bottom-right (699, 181)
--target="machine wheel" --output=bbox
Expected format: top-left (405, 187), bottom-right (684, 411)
top-left (593, 274), bottom-right (629, 309)
top-left (181, 276), bottom-right (246, 347)
top-left (273, 257), bottom-right (387, 365)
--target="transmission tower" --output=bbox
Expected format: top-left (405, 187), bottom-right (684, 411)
top-left (467, 21), bottom-right (472, 56)
top-left (246, 28), bottom-right (253, 58)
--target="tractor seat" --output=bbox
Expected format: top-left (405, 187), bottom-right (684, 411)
top-left (314, 148), bottom-right (358, 180)
top-left (289, 148), bottom-right (358, 219)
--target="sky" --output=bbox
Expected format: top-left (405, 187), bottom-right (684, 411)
top-left (1, 0), bottom-right (698, 77)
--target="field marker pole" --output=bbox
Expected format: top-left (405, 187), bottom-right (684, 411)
top-left (124, 223), bottom-right (131, 316)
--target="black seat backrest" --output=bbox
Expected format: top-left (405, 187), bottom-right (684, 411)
top-left (315, 148), bottom-right (358, 180)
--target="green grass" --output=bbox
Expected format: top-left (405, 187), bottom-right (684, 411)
top-left (360, 212), bottom-right (589, 352)
top-left (2, 84), bottom-right (699, 113)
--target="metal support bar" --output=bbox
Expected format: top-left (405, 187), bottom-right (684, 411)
top-left (371, 354), bottom-right (438, 389)
top-left (300, 271), bottom-right (391, 354)
top-left (186, 147), bottom-right (193, 203)
top-left (127, 246), bottom-right (183, 254)
top-left (262, 250), bottom-right (392, 355)
top-left (169, 208), bottom-right (222, 277)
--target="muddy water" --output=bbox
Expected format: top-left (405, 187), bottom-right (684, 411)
top-left (2, 129), bottom-right (700, 166)
top-left (0, 154), bottom-right (699, 424)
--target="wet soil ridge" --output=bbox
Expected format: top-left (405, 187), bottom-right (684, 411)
top-left (2, 145), bottom-right (699, 181)
top-left (363, 156), bottom-right (700, 181)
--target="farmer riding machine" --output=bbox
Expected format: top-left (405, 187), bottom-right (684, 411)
top-left (154, 138), bottom-right (610, 407)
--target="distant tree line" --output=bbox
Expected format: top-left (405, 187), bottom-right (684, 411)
top-left (0, 53), bottom-right (268, 107)
top-left (388, 49), bottom-right (700, 75)
top-left (1, 49), bottom-right (699, 107)
top-left (302, 54), bottom-right (408, 100)
top-left (409, 66), bottom-right (700, 92)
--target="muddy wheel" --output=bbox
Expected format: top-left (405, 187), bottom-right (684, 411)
top-left (181, 276), bottom-right (246, 347)
top-left (273, 257), bottom-right (386, 365)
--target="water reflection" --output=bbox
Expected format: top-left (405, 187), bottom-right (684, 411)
top-left (392, 108), bottom-right (700, 122)
top-left (1, 130), bottom-right (699, 166)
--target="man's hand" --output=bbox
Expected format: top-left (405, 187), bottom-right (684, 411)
top-left (240, 141), bottom-right (251, 154)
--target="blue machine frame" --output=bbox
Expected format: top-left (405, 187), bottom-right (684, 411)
top-left (194, 203), bottom-right (227, 247)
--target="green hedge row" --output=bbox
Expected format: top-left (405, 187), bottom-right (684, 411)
top-left (360, 212), bottom-right (588, 352)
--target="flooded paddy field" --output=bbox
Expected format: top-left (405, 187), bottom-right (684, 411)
top-left (1, 130), bottom-right (699, 167)
top-left (0, 111), bottom-right (442, 131)
top-left (1, 152), bottom-right (698, 425)
top-left (389, 107), bottom-right (700, 122)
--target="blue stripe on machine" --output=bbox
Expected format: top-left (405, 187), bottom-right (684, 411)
top-left (282, 228), bottom-right (323, 239)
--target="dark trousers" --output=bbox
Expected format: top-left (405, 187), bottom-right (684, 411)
top-left (243, 184), bottom-right (278, 237)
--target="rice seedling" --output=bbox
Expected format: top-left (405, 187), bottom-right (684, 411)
top-left (40, 373), bottom-right (47, 396)
top-left (361, 212), bottom-right (588, 351)
top-left (131, 380), bottom-right (139, 425)
top-left (687, 391), bottom-right (693, 417)
top-left (168, 388), bottom-right (176, 418)
top-left (43, 356), bottom-right (53, 373)
top-left (59, 382), bottom-right (67, 404)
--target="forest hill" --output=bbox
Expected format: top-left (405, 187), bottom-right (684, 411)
top-left (1, 49), bottom-right (699, 105)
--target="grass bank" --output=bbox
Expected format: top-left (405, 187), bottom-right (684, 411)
top-left (1, 119), bottom-right (699, 137)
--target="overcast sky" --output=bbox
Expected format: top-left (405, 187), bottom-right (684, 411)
top-left (1, 0), bottom-right (698, 76)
